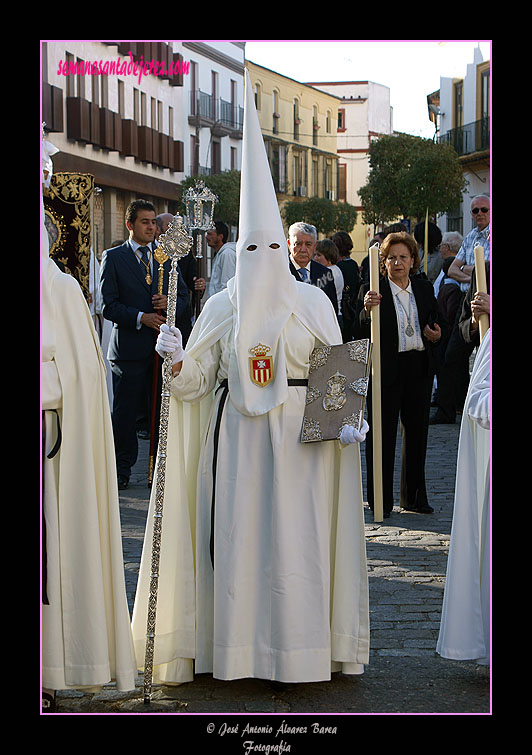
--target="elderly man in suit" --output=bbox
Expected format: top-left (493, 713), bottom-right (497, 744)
top-left (100, 199), bottom-right (189, 489)
top-left (287, 222), bottom-right (338, 316)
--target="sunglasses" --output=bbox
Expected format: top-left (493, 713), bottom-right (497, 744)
top-left (472, 207), bottom-right (489, 214)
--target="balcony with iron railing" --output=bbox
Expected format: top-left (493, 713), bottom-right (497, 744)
top-left (189, 90), bottom-right (243, 137)
top-left (439, 116), bottom-right (490, 158)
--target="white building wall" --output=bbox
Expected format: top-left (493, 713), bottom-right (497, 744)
top-left (313, 80), bottom-right (393, 258)
top-left (439, 76), bottom-right (453, 137)
top-left (368, 82), bottom-right (394, 135)
top-left (343, 98), bottom-right (369, 207)
top-left (436, 47), bottom-right (489, 237)
top-left (177, 41), bottom-right (244, 176)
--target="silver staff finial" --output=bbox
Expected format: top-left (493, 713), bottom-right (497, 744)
top-left (157, 213), bottom-right (193, 261)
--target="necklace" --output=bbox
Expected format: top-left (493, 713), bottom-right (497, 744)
top-left (396, 294), bottom-right (414, 337)
top-left (135, 248), bottom-right (152, 285)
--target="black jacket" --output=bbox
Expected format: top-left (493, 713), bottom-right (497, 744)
top-left (289, 259), bottom-right (338, 314)
top-left (100, 240), bottom-right (189, 362)
top-left (354, 275), bottom-right (447, 386)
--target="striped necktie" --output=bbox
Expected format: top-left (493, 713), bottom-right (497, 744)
top-left (299, 267), bottom-right (309, 283)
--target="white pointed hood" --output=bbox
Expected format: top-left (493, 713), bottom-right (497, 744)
top-left (226, 69), bottom-right (298, 416)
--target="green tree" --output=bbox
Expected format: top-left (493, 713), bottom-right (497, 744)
top-left (282, 196), bottom-right (358, 236)
top-left (178, 171), bottom-right (241, 227)
top-left (359, 134), bottom-right (466, 225)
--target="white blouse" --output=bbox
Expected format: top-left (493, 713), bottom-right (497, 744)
top-left (388, 278), bottom-right (425, 353)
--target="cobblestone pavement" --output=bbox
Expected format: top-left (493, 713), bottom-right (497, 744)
top-left (53, 412), bottom-right (491, 719)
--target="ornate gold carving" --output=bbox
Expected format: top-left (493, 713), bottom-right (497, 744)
top-left (154, 248), bottom-right (170, 265)
top-left (48, 173), bottom-right (94, 204)
top-left (154, 247), bottom-right (170, 295)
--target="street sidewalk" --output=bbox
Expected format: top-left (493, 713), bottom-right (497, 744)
top-left (54, 417), bottom-right (490, 716)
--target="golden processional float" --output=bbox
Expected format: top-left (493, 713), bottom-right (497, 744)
top-left (43, 170), bottom-right (95, 305)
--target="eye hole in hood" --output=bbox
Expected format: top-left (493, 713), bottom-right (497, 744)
top-left (246, 242), bottom-right (281, 251)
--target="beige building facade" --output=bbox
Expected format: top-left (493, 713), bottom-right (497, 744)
top-left (246, 61), bottom-right (340, 233)
top-left (304, 80), bottom-right (394, 264)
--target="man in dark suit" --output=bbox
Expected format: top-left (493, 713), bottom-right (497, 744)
top-left (287, 222), bottom-right (338, 315)
top-left (100, 199), bottom-right (189, 489)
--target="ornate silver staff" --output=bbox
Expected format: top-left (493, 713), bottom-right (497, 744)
top-left (183, 180), bottom-right (218, 318)
top-left (143, 213), bottom-right (193, 705)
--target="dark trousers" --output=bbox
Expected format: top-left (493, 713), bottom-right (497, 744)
top-left (365, 350), bottom-right (433, 513)
top-left (110, 354), bottom-right (162, 479)
top-left (434, 294), bottom-right (473, 420)
top-left (434, 351), bottom-right (470, 419)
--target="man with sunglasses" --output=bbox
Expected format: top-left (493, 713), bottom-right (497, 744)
top-left (448, 195), bottom-right (490, 292)
top-left (435, 195), bottom-right (490, 426)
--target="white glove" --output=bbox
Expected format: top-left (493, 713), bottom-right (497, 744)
top-left (339, 419), bottom-right (369, 445)
top-left (155, 324), bottom-right (184, 364)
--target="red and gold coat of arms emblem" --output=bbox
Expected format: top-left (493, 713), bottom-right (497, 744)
top-left (249, 343), bottom-right (274, 387)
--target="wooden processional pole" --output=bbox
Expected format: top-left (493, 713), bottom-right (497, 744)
top-left (473, 244), bottom-right (489, 342)
top-left (369, 244), bottom-right (383, 523)
top-left (424, 209), bottom-right (429, 277)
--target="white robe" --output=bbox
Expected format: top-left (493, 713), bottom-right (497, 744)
top-left (206, 242), bottom-right (237, 299)
top-left (42, 252), bottom-right (137, 691)
top-left (131, 280), bottom-right (370, 683)
top-left (436, 329), bottom-right (490, 664)
top-left (90, 247), bottom-right (114, 404)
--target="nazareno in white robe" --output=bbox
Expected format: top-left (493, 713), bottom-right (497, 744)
top-left (42, 243), bottom-right (137, 691)
top-left (436, 328), bottom-right (490, 664)
top-left (131, 278), bottom-right (370, 684)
